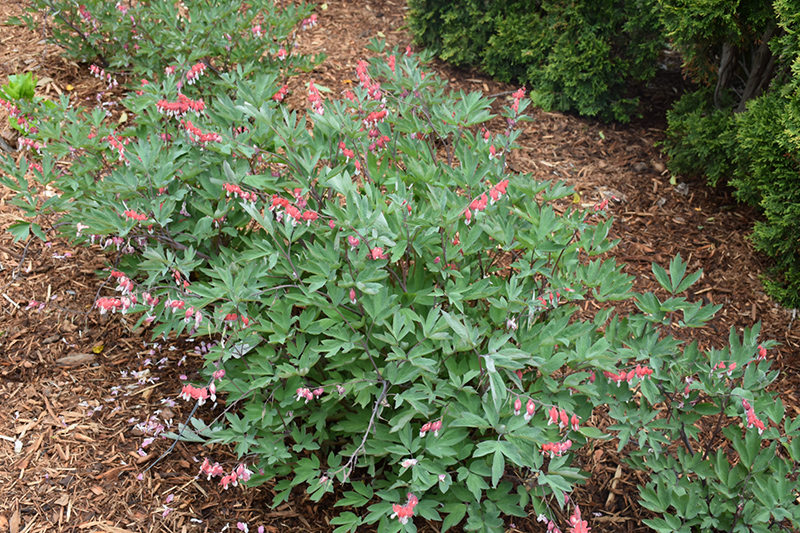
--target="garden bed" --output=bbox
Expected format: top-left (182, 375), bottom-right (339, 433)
top-left (1, 1), bottom-right (798, 532)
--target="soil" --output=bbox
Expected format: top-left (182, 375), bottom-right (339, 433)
top-left (1, 1), bottom-right (798, 532)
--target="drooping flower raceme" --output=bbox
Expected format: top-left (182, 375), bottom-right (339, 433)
top-left (390, 493), bottom-right (419, 525)
top-left (567, 505), bottom-right (591, 533)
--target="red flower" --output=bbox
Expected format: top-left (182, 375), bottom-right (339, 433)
top-left (391, 493), bottom-right (419, 525)
top-left (567, 505), bottom-right (591, 533)
top-left (548, 406), bottom-right (559, 426)
top-left (524, 399), bottom-right (536, 421)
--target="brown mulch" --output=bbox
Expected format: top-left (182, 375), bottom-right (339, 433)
top-left (1, 1), bottom-right (798, 533)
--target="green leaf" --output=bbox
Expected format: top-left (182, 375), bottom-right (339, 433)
top-left (578, 426), bottom-right (608, 439)
top-left (652, 262), bottom-right (672, 294)
top-left (442, 310), bottom-right (471, 345)
top-left (643, 517), bottom-right (679, 533)
top-left (441, 503), bottom-right (467, 533)
top-left (693, 403), bottom-right (720, 416)
top-left (675, 268), bottom-right (702, 294)
top-left (7, 222), bottom-right (30, 242)
top-left (491, 450), bottom-right (504, 488)
top-left (466, 472), bottom-right (489, 502)
top-left (487, 370), bottom-right (507, 415)
top-left (330, 512), bottom-right (363, 533)
top-left (450, 411), bottom-right (491, 429)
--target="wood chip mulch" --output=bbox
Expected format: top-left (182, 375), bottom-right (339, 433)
top-left (1, 1), bottom-right (798, 532)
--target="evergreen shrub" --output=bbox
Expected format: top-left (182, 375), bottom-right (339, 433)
top-left (407, 0), bottom-right (664, 122)
top-left (661, 0), bottom-right (800, 309)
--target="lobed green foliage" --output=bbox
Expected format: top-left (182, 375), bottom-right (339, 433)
top-left (407, 0), bottom-right (664, 122)
top-left (11, 0), bottom-right (322, 79)
top-left (3, 2), bottom-right (800, 531)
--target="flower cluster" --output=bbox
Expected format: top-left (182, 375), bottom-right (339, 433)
top-left (419, 420), bottom-right (442, 437)
top-left (220, 463), bottom-right (252, 489)
top-left (199, 459), bottom-right (252, 490)
top-left (742, 398), bottom-right (766, 434)
top-left (1, 98), bottom-right (22, 119)
top-left (223, 183), bottom-right (257, 202)
top-left (182, 306), bottom-right (203, 329)
top-left (166, 299), bottom-right (187, 313)
top-left (18, 137), bottom-right (44, 152)
top-left (89, 64), bottom-right (117, 89)
top-left (593, 196), bottom-right (613, 212)
top-left (171, 268), bottom-right (191, 290)
top-left (180, 383), bottom-right (212, 404)
top-left (339, 141), bottom-right (356, 160)
top-left (110, 270), bottom-right (135, 294)
top-left (363, 109), bottom-right (388, 128)
top-left (369, 247), bottom-right (387, 260)
top-left (547, 406), bottom-right (580, 431)
top-left (713, 361), bottom-right (738, 376)
top-left (133, 79), bottom-right (149, 96)
top-left (356, 59), bottom-right (383, 101)
top-left (567, 505), bottom-right (591, 533)
top-left (122, 209), bottom-right (147, 222)
top-left (296, 387), bottom-right (324, 403)
top-left (223, 313), bottom-right (251, 329)
top-left (272, 84), bottom-right (289, 102)
top-left (541, 439), bottom-right (572, 458)
top-left (464, 179), bottom-right (509, 224)
top-left (390, 493), bottom-right (418, 525)
top-left (538, 513), bottom-right (563, 533)
top-left (78, 3), bottom-right (97, 27)
top-left (185, 62), bottom-right (206, 85)
top-left (513, 398), bottom-right (537, 421)
top-left (300, 14), bottom-right (318, 30)
top-left (107, 133), bottom-right (128, 162)
top-left (757, 344), bottom-right (768, 361)
top-left (26, 300), bottom-right (45, 312)
top-left (534, 289), bottom-right (565, 309)
top-left (308, 80), bottom-right (324, 115)
top-left (602, 364), bottom-right (654, 385)
top-left (181, 119), bottom-right (222, 144)
top-left (400, 458), bottom-right (418, 468)
top-left (199, 457), bottom-right (224, 479)
top-left (367, 131), bottom-right (390, 153)
top-left (97, 296), bottom-right (128, 314)
top-left (269, 194), bottom-right (318, 226)
top-left (156, 94), bottom-right (205, 117)
top-left (510, 86), bottom-right (526, 114)
top-left (139, 292), bottom-right (158, 310)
